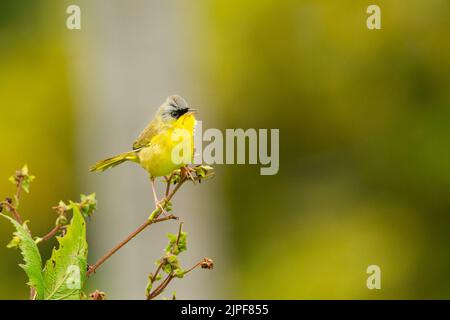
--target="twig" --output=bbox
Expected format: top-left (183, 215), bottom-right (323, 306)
top-left (183, 261), bottom-right (203, 275)
top-left (30, 288), bottom-right (36, 300)
top-left (15, 176), bottom-right (23, 208)
top-left (87, 169), bottom-right (204, 277)
top-left (150, 261), bottom-right (164, 284)
top-left (40, 225), bottom-right (64, 242)
top-left (172, 222), bottom-right (184, 254)
top-left (147, 258), bottom-right (208, 300)
top-left (1, 201), bottom-right (23, 225)
top-left (2, 174), bottom-right (25, 224)
top-left (165, 173), bottom-right (174, 197)
top-left (147, 273), bottom-right (175, 300)
top-left (146, 222), bottom-right (183, 299)
top-left (148, 177), bottom-right (187, 221)
top-left (6, 175), bottom-right (34, 299)
top-left (87, 213), bottom-right (180, 277)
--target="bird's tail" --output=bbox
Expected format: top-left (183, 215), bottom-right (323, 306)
top-left (89, 151), bottom-right (138, 172)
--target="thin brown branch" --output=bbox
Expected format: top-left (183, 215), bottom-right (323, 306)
top-left (30, 288), bottom-right (36, 300)
top-left (165, 173), bottom-right (174, 197)
top-left (2, 175), bottom-right (25, 224)
top-left (147, 176), bottom-right (187, 221)
top-left (9, 175), bottom-right (31, 299)
top-left (150, 261), bottom-right (164, 284)
top-left (183, 261), bottom-right (203, 275)
top-left (146, 222), bottom-right (184, 299)
top-left (172, 222), bottom-right (184, 254)
top-left (1, 201), bottom-right (23, 224)
top-left (87, 214), bottom-right (179, 277)
top-left (147, 258), bottom-right (208, 300)
top-left (15, 176), bottom-right (23, 207)
top-left (40, 225), bottom-right (63, 242)
top-left (147, 273), bottom-right (175, 300)
top-left (182, 257), bottom-right (214, 276)
top-left (86, 168), bottom-right (204, 278)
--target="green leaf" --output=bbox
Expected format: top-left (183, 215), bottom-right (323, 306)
top-left (8, 175), bottom-right (16, 185)
top-left (162, 253), bottom-right (180, 274)
top-left (7, 235), bottom-right (21, 249)
top-left (173, 268), bottom-right (185, 278)
top-left (146, 275), bottom-right (154, 296)
top-left (165, 231), bottom-right (187, 255)
top-left (79, 193), bottom-right (97, 219)
top-left (21, 164), bottom-right (29, 176)
top-left (194, 165), bottom-right (214, 181)
top-left (18, 165), bottom-right (35, 194)
top-left (0, 214), bottom-right (45, 299)
top-left (43, 204), bottom-right (88, 300)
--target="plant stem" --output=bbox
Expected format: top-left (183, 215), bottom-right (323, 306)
top-left (87, 176), bottom-right (189, 277)
top-left (30, 288), bottom-right (36, 300)
top-left (183, 261), bottom-right (203, 275)
top-left (148, 178), bottom-right (186, 221)
top-left (165, 173), bottom-right (174, 197)
top-left (150, 261), bottom-right (164, 284)
top-left (40, 225), bottom-right (63, 242)
top-left (15, 176), bottom-right (23, 208)
top-left (2, 175), bottom-right (25, 224)
top-left (86, 170), bottom-right (202, 278)
top-left (172, 222), bottom-right (184, 254)
top-left (147, 273), bottom-right (175, 300)
top-left (147, 258), bottom-right (205, 300)
top-left (1, 201), bottom-right (22, 224)
top-left (87, 214), bottom-right (178, 277)
top-left (8, 176), bottom-right (34, 299)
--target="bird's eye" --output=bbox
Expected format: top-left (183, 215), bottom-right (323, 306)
top-left (170, 108), bottom-right (189, 119)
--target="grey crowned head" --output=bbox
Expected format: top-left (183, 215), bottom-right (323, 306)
top-left (159, 95), bottom-right (193, 121)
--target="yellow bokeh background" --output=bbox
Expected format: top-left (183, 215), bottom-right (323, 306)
top-left (1, 0), bottom-right (449, 299)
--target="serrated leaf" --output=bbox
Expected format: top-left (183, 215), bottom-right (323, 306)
top-left (0, 213), bottom-right (45, 299)
top-left (43, 204), bottom-right (88, 300)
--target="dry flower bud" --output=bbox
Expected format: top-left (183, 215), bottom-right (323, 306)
top-left (89, 290), bottom-right (106, 300)
top-left (200, 257), bottom-right (214, 270)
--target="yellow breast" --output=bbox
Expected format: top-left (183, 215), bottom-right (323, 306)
top-left (138, 113), bottom-right (196, 177)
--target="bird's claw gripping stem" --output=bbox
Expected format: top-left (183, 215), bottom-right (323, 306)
top-left (181, 166), bottom-right (195, 182)
top-left (148, 198), bottom-right (168, 221)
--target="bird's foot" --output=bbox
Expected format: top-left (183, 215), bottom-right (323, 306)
top-left (156, 200), bottom-right (168, 216)
top-left (180, 166), bottom-right (196, 182)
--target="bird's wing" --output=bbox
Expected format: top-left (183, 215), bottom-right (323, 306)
top-left (132, 117), bottom-right (166, 150)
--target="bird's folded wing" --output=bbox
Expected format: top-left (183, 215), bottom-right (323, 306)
top-left (132, 117), bottom-right (164, 150)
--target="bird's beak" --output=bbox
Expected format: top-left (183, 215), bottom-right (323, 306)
top-left (187, 108), bottom-right (198, 115)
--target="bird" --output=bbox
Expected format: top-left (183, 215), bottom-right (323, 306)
top-left (90, 95), bottom-right (197, 207)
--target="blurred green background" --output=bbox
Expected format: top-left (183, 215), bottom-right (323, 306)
top-left (1, 0), bottom-right (449, 299)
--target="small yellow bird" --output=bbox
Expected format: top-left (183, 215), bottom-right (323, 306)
top-left (90, 95), bottom-right (197, 204)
